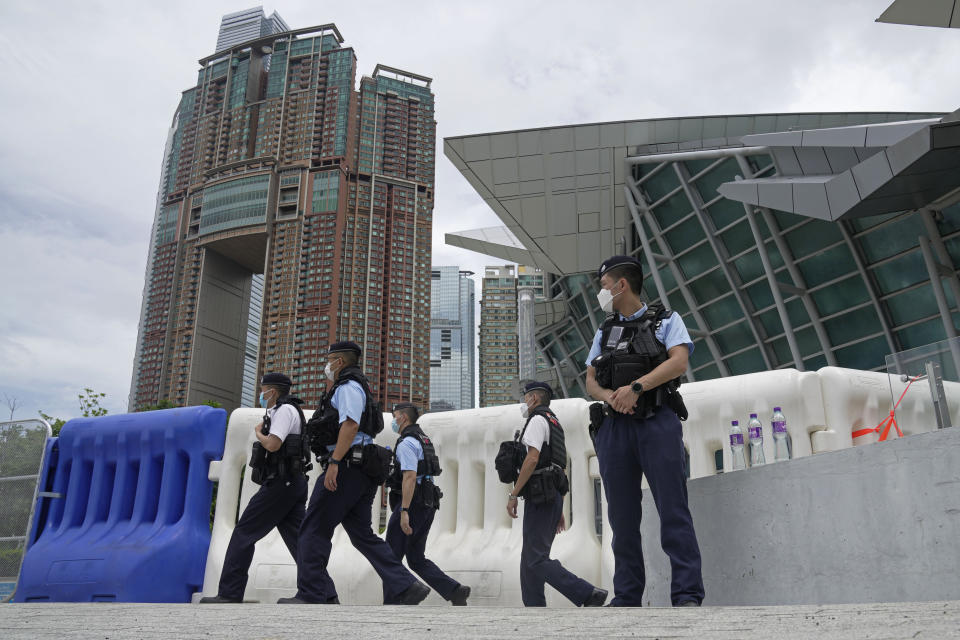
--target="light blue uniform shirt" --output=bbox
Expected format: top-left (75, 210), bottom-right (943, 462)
top-left (585, 304), bottom-right (694, 367)
top-left (396, 434), bottom-right (425, 485)
top-left (326, 379), bottom-right (374, 452)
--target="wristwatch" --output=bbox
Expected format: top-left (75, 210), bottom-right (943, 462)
top-left (400, 507), bottom-right (409, 512)
top-left (508, 492), bottom-right (518, 500)
top-left (631, 381), bottom-right (644, 394)
top-left (328, 457), bottom-right (341, 466)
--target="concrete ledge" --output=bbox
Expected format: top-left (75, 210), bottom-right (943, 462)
top-left (1, 601), bottom-right (958, 639)
top-left (639, 427), bottom-right (960, 606)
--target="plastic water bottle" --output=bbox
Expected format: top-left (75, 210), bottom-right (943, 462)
top-left (771, 407), bottom-right (790, 461)
top-left (729, 420), bottom-right (746, 471)
top-left (748, 413), bottom-right (765, 466)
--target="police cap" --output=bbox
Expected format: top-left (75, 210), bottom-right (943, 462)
top-left (261, 372), bottom-right (292, 387)
top-left (328, 341), bottom-right (362, 357)
top-left (392, 402), bottom-right (420, 419)
top-left (523, 381), bottom-right (554, 398)
top-left (597, 255), bottom-right (644, 280)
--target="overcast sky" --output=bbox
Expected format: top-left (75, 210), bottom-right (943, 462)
top-left (1, 0), bottom-right (959, 422)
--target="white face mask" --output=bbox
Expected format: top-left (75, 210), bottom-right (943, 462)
top-left (596, 283), bottom-right (621, 313)
top-left (391, 418), bottom-right (400, 433)
top-left (324, 361), bottom-right (335, 381)
top-left (520, 403), bottom-right (529, 419)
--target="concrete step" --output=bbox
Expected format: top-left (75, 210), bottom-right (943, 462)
top-left (2, 600), bottom-right (958, 639)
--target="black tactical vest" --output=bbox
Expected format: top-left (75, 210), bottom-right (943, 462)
top-left (250, 396), bottom-right (310, 483)
top-left (519, 406), bottom-right (567, 470)
top-left (592, 303), bottom-right (682, 415)
top-left (386, 424), bottom-right (442, 491)
top-left (307, 366), bottom-right (384, 453)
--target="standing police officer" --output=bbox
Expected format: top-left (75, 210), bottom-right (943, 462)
top-left (280, 341), bottom-right (430, 605)
top-left (508, 381), bottom-right (608, 607)
top-left (585, 255), bottom-right (705, 607)
top-left (200, 372), bottom-right (308, 604)
top-left (383, 402), bottom-right (471, 605)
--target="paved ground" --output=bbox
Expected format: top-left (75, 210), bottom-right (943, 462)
top-left (1, 601), bottom-right (958, 639)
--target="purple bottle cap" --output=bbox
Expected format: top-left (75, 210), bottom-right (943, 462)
top-left (749, 413), bottom-right (758, 418)
top-left (731, 420), bottom-right (739, 426)
top-left (774, 407), bottom-right (781, 412)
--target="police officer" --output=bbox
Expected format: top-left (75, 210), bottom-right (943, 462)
top-left (200, 372), bottom-right (308, 604)
top-left (585, 255), bottom-right (705, 607)
top-left (508, 381), bottom-right (608, 608)
top-left (279, 341), bottom-right (430, 605)
top-left (383, 402), bottom-right (471, 605)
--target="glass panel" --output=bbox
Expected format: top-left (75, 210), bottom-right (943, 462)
top-left (885, 284), bottom-right (940, 325)
top-left (871, 251), bottom-right (927, 295)
top-left (785, 220), bottom-right (842, 260)
top-left (643, 169), bottom-right (680, 202)
top-left (694, 363), bottom-right (721, 380)
top-left (657, 265), bottom-right (678, 292)
top-left (675, 244), bottom-right (716, 280)
top-left (700, 296), bottom-right (742, 328)
top-left (812, 275), bottom-right (870, 316)
top-left (772, 209), bottom-right (805, 231)
top-left (835, 335), bottom-right (888, 370)
top-left (652, 193), bottom-right (693, 231)
top-left (785, 297), bottom-right (809, 327)
top-left (664, 219), bottom-right (706, 250)
top-left (857, 215), bottom-right (919, 263)
top-left (797, 244), bottom-right (856, 287)
top-left (896, 317), bottom-right (949, 350)
top-left (705, 198), bottom-right (743, 230)
top-left (734, 249), bottom-right (764, 283)
top-left (688, 336), bottom-right (714, 369)
top-left (824, 306), bottom-right (882, 346)
top-left (714, 321), bottom-right (754, 354)
top-left (937, 202), bottom-right (960, 234)
top-left (758, 308), bottom-right (784, 337)
top-left (683, 158), bottom-right (715, 176)
top-left (688, 268), bottom-right (732, 307)
top-left (694, 158), bottom-right (740, 197)
top-left (802, 354), bottom-right (828, 370)
top-left (719, 220), bottom-right (755, 256)
top-left (726, 347), bottom-right (766, 375)
top-left (668, 292), bottom-right (690, 316)
top-left (847, 211), bottom-right (902, 233)
top-left (796, 326), bottom-right (821, 357)
top-left (770, 336), bottom-right (793, 366)
top-left (746, 280), bottom-right (774, 310)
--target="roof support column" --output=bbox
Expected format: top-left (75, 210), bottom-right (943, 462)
top-left (919, 234), bottom-right (960, 374)
top-left (623, 184), bottom-right (671, 310)
top-left (838, 221), bottom-right (899, 355)
top-left (673, 162), bottom-right (774, 370)
top-left (625, 180), bottom-right (730, 377)
top-left (743, 205), bottom-right (804, 369)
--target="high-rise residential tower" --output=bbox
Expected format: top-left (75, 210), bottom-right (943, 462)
top-left (478, 265), bottom-right (518, 407)
top-left (428, 267), bottom-right (475, 412)
top-left (129, 13), bottom-right (436, 412)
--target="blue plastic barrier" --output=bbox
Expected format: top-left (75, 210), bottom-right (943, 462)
top-left (14, 407), bottom-right (225, 602)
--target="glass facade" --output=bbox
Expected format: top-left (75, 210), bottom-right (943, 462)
top-left (429, 267), bottom-right (476, 411)
top-left (198, 174), bottom-right (270, 235)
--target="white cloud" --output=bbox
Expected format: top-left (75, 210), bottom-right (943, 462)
top-left (1, 0), bottom-right (959, 421)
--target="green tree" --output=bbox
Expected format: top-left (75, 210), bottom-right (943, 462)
top-left (37, 411), bottom-right (65, 437)
top-left (78, 388), bottom-right (107, 417)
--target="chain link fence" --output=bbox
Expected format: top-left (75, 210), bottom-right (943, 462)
top-left (0, 419), bottom-right (51, 601)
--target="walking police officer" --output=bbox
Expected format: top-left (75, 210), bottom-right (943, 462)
top-left (200, 372), bottom-right (308, 604)
top-left (585, 255), bottom-right (705, 607)
top-left (508, 381), bottom-right (608, 607)
top-left (279, 341), bottom-right (430, 605)
top-left (383, 402), bottom-right (471, 605)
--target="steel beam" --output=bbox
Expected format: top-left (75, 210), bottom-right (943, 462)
top-left (626, 181), bottom-right (730, 376)
top-left (673, 161), bottom-right (775, 370)
top-left (626, 146), bottom-right (769, 166)
top-left (838, 221), bottom-right (899, 355)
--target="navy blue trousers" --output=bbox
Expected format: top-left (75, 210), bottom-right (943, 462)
top-left (595, 406), bottom-right (705, 606)
top-left (383, 497), bottom-right (460, 604)
top-left (295, 464), bottom-right (416, 603)
top-left (521, 493), bottom-right (596, 607)
top-left (218, 474), bottom-right (307, 600)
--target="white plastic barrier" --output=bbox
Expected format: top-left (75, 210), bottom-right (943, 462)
top-left (198, 367), bottom-right (954, 606)
top-left (198, 399), bottom-right (602, 606)
top-left (816, 366), bottom-right (960, 448)
top-left (679, 368), bottom-right (826, 475)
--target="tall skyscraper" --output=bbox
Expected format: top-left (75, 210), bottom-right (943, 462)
top-left (429, 267), bottom-right (475, 411)
top-left (479, 265), bottom-right (518, 407)
top-left (129, 14), bottom-right (436, 412)
top-left (216, 7), bottom-right (289, 53)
